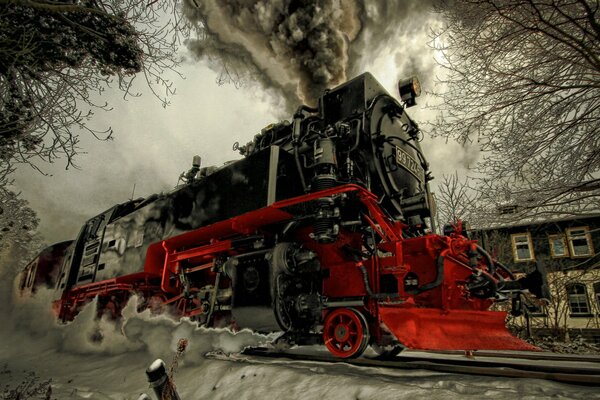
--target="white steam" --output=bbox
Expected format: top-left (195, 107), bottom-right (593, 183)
top-left (2, 287), bottom-right (268, 365)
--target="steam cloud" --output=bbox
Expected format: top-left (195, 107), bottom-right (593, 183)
top-left (0, 245), bottom-right (266, 366)
top-left (2, 286), bottom-right (268, 364)
top-left (183, 0), bottom-right (438, 111)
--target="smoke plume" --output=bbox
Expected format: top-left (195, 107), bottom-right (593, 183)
top-left (183, 0), bottom-right (439, 111)
top-left (183, 0), bottom-right (361, 110)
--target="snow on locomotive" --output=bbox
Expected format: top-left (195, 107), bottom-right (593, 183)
top-left (19, 73), bottom-right (546, 357)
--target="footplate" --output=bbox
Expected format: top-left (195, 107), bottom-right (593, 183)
top-left (379, 307), bottom-right (540, 351)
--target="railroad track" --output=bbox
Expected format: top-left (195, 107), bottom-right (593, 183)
top-left (226, 347), bottom-right (600, 386)
top-left (418, 349), bottom-right (600, 363)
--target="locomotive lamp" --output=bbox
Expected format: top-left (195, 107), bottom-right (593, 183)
top-left (180, 155), bottom-right (202, 183)
top-left (398, 76), bottom-right (421, 107)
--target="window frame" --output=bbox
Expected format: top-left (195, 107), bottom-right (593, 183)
top-left (511, 232), bottom-right (535, 262)
top-left (566, 283), bottom-right (592, 317)
top-left (566, 226), bottom-right (595, 258)
top-left (548, 234), bottom-right (568, 258)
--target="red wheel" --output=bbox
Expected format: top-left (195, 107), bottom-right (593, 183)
top-left (323, 308), bottom-right (370, 358)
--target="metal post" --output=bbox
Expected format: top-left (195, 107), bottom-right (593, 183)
top-left (145, 359), bottom-right (181, 400)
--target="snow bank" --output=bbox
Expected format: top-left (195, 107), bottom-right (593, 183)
top-left (1, 277), bottom-right (600, 399)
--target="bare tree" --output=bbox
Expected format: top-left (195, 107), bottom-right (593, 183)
top-left (0, 1), bottom-right (190, 253)
top-left (0, 0), bottom-right (189, 183)
top-left (0, 188), bottom-right (44, 307)
top-left (433, 171), bottom-right (477, 230)
top-left (431, 0), bottom-right (600, 219)
top-left (0, 188), bottom-right (39, 249)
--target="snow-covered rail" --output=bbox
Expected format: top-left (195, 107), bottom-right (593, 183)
top-left (230, 347), bottom-right (600, 386)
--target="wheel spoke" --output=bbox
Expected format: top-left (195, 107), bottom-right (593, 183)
top-left (323, 308), bottom-right (369, 359)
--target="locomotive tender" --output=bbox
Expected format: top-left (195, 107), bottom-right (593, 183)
top-left (19, 73), bottom-right (545, 358)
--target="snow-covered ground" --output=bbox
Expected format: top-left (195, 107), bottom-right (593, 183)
top-left (1, 290), bottom-right (599, 400)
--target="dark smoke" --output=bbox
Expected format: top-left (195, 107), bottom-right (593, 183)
top-left (183, 0), bottom-right (361, 109)
top-left (183, 0), bottom-right (440, 110)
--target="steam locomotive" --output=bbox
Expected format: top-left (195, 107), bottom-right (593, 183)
top-left (18, 73), bottom-right (545, 358)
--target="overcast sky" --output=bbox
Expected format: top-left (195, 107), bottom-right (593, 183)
top-left (11, 8), bottom-right (475, 243)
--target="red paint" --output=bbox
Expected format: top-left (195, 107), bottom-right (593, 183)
top-left (323, 308), bottom-right (369, 358)
top-left (54, 184), bottom-right (537, 353)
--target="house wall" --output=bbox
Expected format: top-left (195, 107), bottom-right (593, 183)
top-left (523, 269), bottom-right (600, 331)
top-left (473, 216), bottom-right (600, 273)
top-left (471, 215), bottom-right (600, 341)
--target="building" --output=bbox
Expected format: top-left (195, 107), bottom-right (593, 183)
top-left (471, 214), bottom-right (600, 342)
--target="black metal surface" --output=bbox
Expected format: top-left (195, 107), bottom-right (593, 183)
top-left (321, 72), bottom-right (387, 125)
top-left (231, 254), bottom-right (271, 308)
top-left (63, 146), bottom-right (302, 289)
top-left (230, 252), bottom-right (280, 332)
top-left (238, 347), bottom-right (600, 386)
top-left (145, 359), bottom-right (181, 400)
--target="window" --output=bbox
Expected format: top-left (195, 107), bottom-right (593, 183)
top-left (566, 283), bottom-right (591, 316)
top-left (566, 227), bottom-right (594, 258)
top-left (548, 234), bottom-right (568, 258)
top-left (511, 233), bottom-right (535, 262)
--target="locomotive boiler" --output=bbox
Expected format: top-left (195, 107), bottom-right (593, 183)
top-left (19, 73), bottom-right (546, 358)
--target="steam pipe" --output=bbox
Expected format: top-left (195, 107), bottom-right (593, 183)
top-left (494, 259), bottom-right (516, 280)
top-left (292, 107), bottom-right (313, 192)
top-left (297, 104), bottom-right (319, 114)
top-left (475, 244), bottom-right (497, 276)
top-left (347, 119), bottom-right (362, 153)
top-left (415, 252), bottom-right (446, 294)
top-left (293, 140), bottom-right (307, 192)
top-left (358, 263), bottom-right (398, 300)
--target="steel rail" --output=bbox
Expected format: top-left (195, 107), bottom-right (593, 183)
top-left (418, 349), bottom-right (600, 363)
top-left (238, 347), bottom-right (600, 386)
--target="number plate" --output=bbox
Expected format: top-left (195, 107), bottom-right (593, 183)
top-left (395, 146), bottom-right (424, 183)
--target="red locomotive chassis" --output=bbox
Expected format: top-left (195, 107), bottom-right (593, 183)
top-left (51, 184), bottom-right (538, 357)
top-left (20, 73), bottom-right (545, 358)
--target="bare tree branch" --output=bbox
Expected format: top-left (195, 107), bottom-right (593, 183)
top-left (0, 0), bottom-right (190, 180)
top-left (0, 0), bottom-right (190, 247)
top-left (431, 0), bottom-right (600, 219)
